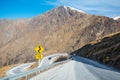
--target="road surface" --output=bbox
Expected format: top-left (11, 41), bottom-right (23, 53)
top-left (6, 62), bottom-right (35, 76)
top-left (29, 55), bottom-right (120, 80)
top-left (39, 53), bottom-right (69, 67)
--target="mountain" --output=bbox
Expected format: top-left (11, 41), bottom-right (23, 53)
top-left (0, 6), bottom-right (120, 68)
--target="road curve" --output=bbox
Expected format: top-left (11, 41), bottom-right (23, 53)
top-left (29, 56), bottom-right (120, 80)
top-left (38, 53), bottom-right (69, 67)
top-left (6, 62), bottom-right (35, 76)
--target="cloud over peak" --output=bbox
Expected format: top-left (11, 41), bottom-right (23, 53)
top-left (46, 0), bottom-right (120, 17)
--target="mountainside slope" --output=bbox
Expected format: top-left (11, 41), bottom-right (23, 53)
top-left (72, 32), bottom-right (120, 69)
top-left (0, 6), bottom-right (120, 67)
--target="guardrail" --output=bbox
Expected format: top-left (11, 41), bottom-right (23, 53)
top-left (0, 60), bottom-right (69, 80)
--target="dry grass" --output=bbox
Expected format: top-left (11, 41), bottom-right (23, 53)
top-left (0, 64), bottom-right (20, 78)
top-left (90, 39), bottom-right (101, 45)
top-left (101, 31), bottom-right (120, 38)
top-left (0, 62), bottom-right (37, 79)
top-left (27, 62), bottom-right (37, 70)
top-left (90, 32), bottom-right (120, 45)
top-left (53, 55), bottom-right (70, 63)
top-left (43, 50), bottom-right (58, 56)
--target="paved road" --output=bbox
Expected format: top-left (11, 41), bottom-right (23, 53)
top-left (39, 53), bottom-right (69, 67)
top-left (6, 62), bottom-right (35, 76)
top-left (30, 56), bottom-right (120, 80)
top-left (7, 53), bottom-right (68, 76)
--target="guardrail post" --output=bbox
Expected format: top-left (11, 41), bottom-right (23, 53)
top-left (25, 75), bottom-right (28, 80)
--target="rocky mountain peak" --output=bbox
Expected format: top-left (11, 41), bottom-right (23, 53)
top-left (62, 6), bottom-right (86, 13)
top-left (54, 6), bottom-right (86, 14)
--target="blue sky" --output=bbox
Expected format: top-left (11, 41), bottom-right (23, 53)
top-left (0, 0), bottom-right (120, 19)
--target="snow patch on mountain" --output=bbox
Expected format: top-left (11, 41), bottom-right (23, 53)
top-left (113, 16), bottom-right (120, 20)
top-left (63, 6), bottom-right (86, 13)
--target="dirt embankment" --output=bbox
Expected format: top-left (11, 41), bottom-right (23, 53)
top-left (71, 32), bottom-right (120, 70)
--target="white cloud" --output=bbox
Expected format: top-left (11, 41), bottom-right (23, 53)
top-left (46, 0), bottom-right (120, 17)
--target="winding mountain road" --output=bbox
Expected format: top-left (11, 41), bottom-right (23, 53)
top-left (1, 54), bottom-right (120, 80)
top-left (29, 55), bottom-right (120, 80)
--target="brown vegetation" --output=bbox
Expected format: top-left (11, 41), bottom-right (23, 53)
top-left (0, 64), bottom-right (19, 78)
top-left (0, 6), bottom-right (120, 68)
